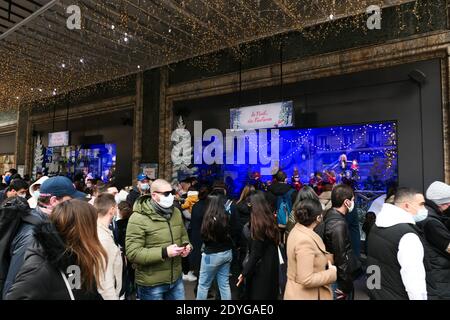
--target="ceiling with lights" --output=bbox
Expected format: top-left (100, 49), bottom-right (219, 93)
top-left (0, 0), bottom-right (422, 110)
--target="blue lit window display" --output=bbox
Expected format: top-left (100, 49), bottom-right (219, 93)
top-left (44, 144), bottom-right (117, 183)
top-left (195, 121), bottom-right (398, 196)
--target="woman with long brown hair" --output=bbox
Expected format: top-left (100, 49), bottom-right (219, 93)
top-left (5, 199), bottom-right (107, 300)
top-left (237, 191), bottom-right (280, 300)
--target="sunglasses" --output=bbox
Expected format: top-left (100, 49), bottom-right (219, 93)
top-left (154, 189), bottom-right (176, 197)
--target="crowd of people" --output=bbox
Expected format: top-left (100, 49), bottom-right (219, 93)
top-left (0, 167), bottom-right (449, 300)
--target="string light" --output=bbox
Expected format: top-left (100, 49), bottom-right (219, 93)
top-left (0, 1), bottom-right (438, 110)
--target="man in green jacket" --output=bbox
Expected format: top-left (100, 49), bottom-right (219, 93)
top-left (126, 179), bottom-right (192, 300)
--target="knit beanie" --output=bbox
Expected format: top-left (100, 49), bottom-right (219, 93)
top-left (426, 181), bottom-right (450, 205)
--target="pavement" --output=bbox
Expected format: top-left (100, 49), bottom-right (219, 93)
top-left (183, 273), bottom-right (369, 301)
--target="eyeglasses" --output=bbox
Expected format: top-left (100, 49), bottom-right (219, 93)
top-left (153, 189), bottom-right (176, 197)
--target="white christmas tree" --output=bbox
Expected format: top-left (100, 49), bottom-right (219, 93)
top-left (32, 135), bottom-right (44, 179)
top-left (171, 116), bottom-right (197, 184)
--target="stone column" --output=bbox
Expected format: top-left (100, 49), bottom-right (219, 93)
top-left (133, 72), bottom-right (144, 182)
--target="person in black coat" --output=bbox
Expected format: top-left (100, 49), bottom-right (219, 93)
top-left (235, 184), bottom-right (254, 285)
top-left (115, 201), bottom-right (135, 300)
top-left (265, 171), bottom-right (297, 212)
top-left (5, 199), bottom-right (106, 300)
top-left (417, 181), bottom-right (450, 300)
top-left (237, 191), bottom-right (280, 300)
top-left (314, 184), bottom-right (361, 299)
top-left (189, 186), bottom-right (210, 274)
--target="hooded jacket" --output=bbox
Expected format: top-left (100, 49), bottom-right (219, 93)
top-left (27, 176), bottom-right (49, 209)
top-left (367, 203), bottom-right (427, 300)
top-left (5, 222), bottom-right (102, 300)
top-left (265, 182), bottom-right (297, 211)
top-left (125, 195), bottom-right (190, 287)
top-left (181, 191), bottom-right (199, 214)
top-left (2, 206), bottom-right (47, 299)
top-left (417, 200), bottom-right (450, 299)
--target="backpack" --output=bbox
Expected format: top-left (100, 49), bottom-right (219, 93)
top-left (276, 189), bottom-right (294, 227)
top-left (0, 197), bottom-right (39, 297)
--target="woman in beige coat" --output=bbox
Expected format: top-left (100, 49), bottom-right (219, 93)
top-left (284, 199), bottom-right (337, 300)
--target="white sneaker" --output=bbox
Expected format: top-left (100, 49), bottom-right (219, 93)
top-left (182, 271), bottom-right (197, 282)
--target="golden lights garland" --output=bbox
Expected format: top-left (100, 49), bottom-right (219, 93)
top-left (0, 0), bottom-right (441, 111)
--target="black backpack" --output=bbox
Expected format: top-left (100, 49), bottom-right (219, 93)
top-left (0, 197), bottom-right (39, 297)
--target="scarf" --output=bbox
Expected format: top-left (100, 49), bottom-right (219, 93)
top-left (150, 199), bottom-right (173, 220)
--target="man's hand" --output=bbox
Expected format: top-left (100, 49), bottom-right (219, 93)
top-left (166, 244), bottom-right (184, 258)
top-left (335, 288), bottom-right (348, 300)
top-left (181, 244), bottom-right (192, 258)
top-left (236, 274), bottom-right (244, 287)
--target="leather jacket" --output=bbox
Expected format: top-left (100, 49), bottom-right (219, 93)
top-left (315, 208), bottom-right (362, 293)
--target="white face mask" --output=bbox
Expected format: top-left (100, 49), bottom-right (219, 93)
top-left (140, 183), bottom-right (150, 191)
top-left (115, 194), bottom-right (121, 204)
top-left (413, 207), bottom-right (428, 223)
top-left (347, 200), bottom-right (355, 213)
top-left (33, 191), bottom-right (40, 199)
top-left (18, 194), bottom-right (27, 199)
top-left (159, 193), bottom-right (174, 208)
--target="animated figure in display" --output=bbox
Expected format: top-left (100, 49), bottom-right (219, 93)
top-left (291, 167), bottom-right (302, 191)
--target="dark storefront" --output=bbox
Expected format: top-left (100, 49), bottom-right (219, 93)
top-left (173, 59), bottom-right (444, 193)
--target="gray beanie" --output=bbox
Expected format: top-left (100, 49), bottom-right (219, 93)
top-left (426, 181), bottom-right (450, 205)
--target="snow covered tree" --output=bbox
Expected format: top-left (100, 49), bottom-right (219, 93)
top-left (32, 135), bottom-right (44, 179)
top-left (171, 116), bottom-right (197, 184)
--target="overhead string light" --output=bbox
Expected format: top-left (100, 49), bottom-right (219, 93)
top-left (0, 1), bottom-right (439, 111)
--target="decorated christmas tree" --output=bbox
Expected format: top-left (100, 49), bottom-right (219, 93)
top-left (32, 135), bottom-right (44, 179)
top-left (171, 116), bottom-right (197, 184)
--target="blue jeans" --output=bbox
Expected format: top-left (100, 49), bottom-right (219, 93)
top-left (196, 250), bottom-right (232, 300)
top-left (137, 277), bottom-right (185, 300)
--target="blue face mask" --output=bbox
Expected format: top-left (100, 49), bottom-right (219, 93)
top-left (413, 208), bottom-right (428, 223)
top-left (140, 183), bottom-right (150, 191)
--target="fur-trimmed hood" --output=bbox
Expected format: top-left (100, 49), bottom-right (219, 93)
top-left (32, 222), bottom-right (77, 272)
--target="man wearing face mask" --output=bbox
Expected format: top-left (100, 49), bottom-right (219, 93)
top-left (416, 181), bottom-right (450, 300)
top-left (315, 184), bottom-right (362, 300)
top-left (27, 176), bottom-right (49, 209)
top-left (126, 173), bottom-right (151, 207)
top-left (0, 179), bottom-right (29, 204)
top-left (126, 179), bottom-right (192, 300)
top-left (2, 176), bottom-right (86, 298)
top-left (367, 188), bottom-right (428, 300)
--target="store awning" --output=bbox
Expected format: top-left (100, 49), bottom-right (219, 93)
top-left (0, 0), bottom-right (416, 109)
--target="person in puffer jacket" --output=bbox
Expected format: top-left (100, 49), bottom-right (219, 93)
top-left (125, 179), bottom-right (191, 300)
